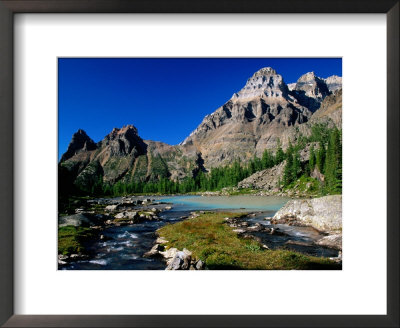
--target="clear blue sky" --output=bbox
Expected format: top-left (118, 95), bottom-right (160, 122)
top-left (59, 58), bottom-right (341, 158)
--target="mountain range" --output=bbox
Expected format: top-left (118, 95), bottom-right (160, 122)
top-left (59, 67), bottom-right (342, 190)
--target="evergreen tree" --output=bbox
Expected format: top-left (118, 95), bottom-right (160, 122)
top-left (261, 149), bottom-right (274, 169)
top-left (275, 139), bottom-right (285, 164)
top-left (308, 144), bottom-right (316, 175)
top-left (283, 154), bottom-right (293, 186)
top-left (316, 143), bottom-right (325, 172)
top-left (291, 152), bottom-right (301, 182)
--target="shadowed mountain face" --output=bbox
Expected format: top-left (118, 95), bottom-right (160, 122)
top-left (60, 67), bottom-right (342, 187)
top-left (60, 129), bottom-right (97, 162)
top-left (60, 125), bottom-right (200, 190)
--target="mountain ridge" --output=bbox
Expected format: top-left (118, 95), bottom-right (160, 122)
top-left (60, 67), bottom-right (342, 190)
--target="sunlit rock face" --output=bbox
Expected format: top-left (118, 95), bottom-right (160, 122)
top-left (181, 67), bottom-right (338, 167)
top-left (325, 75), bottom-right (342, 92)
top-left (291, 72), bottom-right (331, 111)
top-left (232, 67), bottom-right (289, 101)
top-left (60, 66), bottom-right (342, 184)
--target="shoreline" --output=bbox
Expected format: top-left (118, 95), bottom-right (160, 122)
top-left (58, 194), bottom-right (342, 269)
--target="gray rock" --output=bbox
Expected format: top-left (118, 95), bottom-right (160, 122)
top-left (315, 234), bottom-right (342, 250)
top-left (325, 75), bottom-right (342, 93)
top-left (156, 237), bottom-right (169, 244)
top-left (195, 260), bottom-right (205, 270)
top-left (143, 244), bottom-right (164, 258)
top-left (272, 195), bottom-right (342, 232)
top-left (233, 229), bottom-right (246, 234)
top-left (167, 255), bottom-right (184, 270)
top-left (58, 213), bottom-right (108, 227)
top-left (105, 204), bottom-right (119, 211)
top-left (238, 161), bottom-right (286, 190)
top-left (165, 248), bottom-right (192, 270)
top-left (246, 224), bottom-right (264, 232)
top-left (114, 211), bottom-right (138, 220)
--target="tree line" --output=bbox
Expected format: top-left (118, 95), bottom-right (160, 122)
top-left (65, 123), bottom-right (342, 197)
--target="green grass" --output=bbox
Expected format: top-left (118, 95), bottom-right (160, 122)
top-left (158, 212), bottom-right (340, 270)
top-left (58, 226), bottom-right (97, 256)
top-left (285, 176), bottom-right (320, 192)
top-left (226, 188), bottom-right (257, 196)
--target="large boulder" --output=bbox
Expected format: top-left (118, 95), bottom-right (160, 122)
top-left (271, 195), bottom-right (342, 232)
top-left (166, 248), bottom-right (192, 270)
top-left (114, 211), bottom-right (138, 220)
top-left (315, 234), bottom-right (342, 250)
top-left (58, 213), bottom-right (109, 227)
top-left (105, 204), bottom-right (120, 211)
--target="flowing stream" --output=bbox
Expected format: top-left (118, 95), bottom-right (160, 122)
top-left (60, 195), bottom-right (338, 270)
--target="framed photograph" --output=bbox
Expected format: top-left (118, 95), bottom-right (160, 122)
top-left (0, 1), bottom-right (398, 327)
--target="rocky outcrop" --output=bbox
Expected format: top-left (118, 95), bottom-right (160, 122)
top-left (271, 195), bottom-right (342, 232)
top-left (315, 234), bottom-right (342, 250)
top-left (100, 125), bottom-right (147, 157)
top-left (325, 75), bottom-right (342, 92)
top-left (58, 213), bottom-right (110, 227)
top-left (238, 161), bottom-right (285, 190)
top-left (291, 72), bottom-right (331, 111)
top-left (237, 142), bottom-right (319, 192)
top-left (311, 89), bottom-right (342, 128)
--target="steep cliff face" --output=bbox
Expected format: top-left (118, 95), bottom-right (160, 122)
top-left (291, 72), bottom-right (331, 111)
top-left (181, 67), bottom-right (335, 167)
top-left (311, 89), bottom-right (342, 128)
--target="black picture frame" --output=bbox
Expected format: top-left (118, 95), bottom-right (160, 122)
top-left (0, 1), bottom-right (398, 327)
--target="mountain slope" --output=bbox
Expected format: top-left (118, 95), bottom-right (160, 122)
top-left (181, 67), bottom-right (336, 167)
top-left (60, 125), bottom-right (199, 191)
top-left (59, 67), bottom-right (342, 191)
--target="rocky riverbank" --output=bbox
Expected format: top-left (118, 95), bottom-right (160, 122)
top-left (58, 195), bottom-right (342, 269)
top-left (58, 196), bottom-right (174, 265)
top-left (270, 195), bottom-right (342, 251)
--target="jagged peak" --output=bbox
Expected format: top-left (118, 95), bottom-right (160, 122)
top-left (326, 74), bottom-right (341, 79)
top-left (325, 75), bottom-right (342, 82)
top-left (74, 128), bottom-right (89, 135)
top-left (232, 66), bottom-right (287, 101)
top-left (252, 67), bottom-right (278, 77)
top-left (297, 71), bottom-right (318, 82)
top-left (108, 124), bottom-right (139, 138)
top-left (60, 129), bottom-right (96, 162)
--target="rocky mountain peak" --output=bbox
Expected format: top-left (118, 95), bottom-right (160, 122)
top-left (252, 67), bottom-right (277, 77)
top-left (232, 67), bottom-right (289, 101)
top-left (297, 71), bottom-right (316, 81)
top-left (60, 129), bottom-right (97, 162)
top-left (102, 124), bottom-right (146, 156)
top-left (107, 124), bottom-right (139, 139)
top-left (292, 71), bottom-right (331, 111)
top-left (325, 75), bottom-right (342, 92)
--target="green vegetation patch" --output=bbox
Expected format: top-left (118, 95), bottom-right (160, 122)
top-left (58, 225), bottom-right (97, 256)
top-left (158, 212), bottom-right (340, 270)
top-left (284, 176), bottom-right (321, 195)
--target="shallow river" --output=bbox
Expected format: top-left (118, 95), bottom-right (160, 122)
top-left (60, 195), bottom-right (338, 270)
